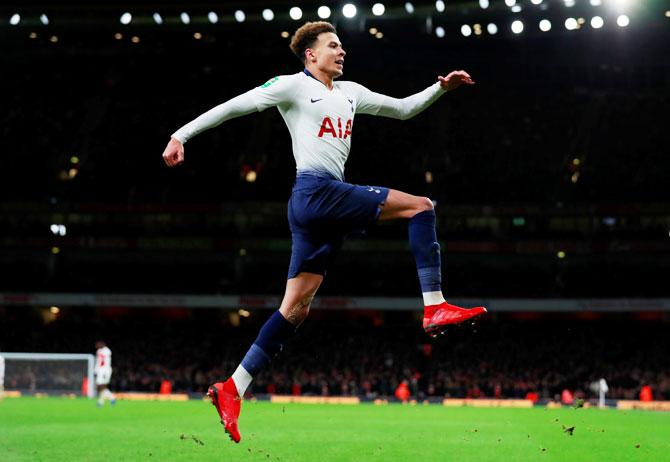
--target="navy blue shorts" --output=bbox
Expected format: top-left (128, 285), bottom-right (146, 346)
top-left (287, 171), bottom-right (390, 279)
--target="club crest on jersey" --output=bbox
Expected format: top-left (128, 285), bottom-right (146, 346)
top-left (318, 116), bottom-right (352, 139)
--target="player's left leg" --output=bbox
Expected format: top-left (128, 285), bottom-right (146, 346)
top-left (231, 272), bottom-right (323, 397)
top-left (379, 189), bottom-right (486, 336)
top-left (208, 272), bottom-right (323, 443)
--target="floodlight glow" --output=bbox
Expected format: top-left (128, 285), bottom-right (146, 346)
top-left (208, 12), bottom-right (219, 24)
top-left (531, 0), bottom-right (542, 4)
top-left (591, 16), bottom-right (604, 28)
top-left (262, 9), bottom-right (274, 21)
top-left (40, 14), bottom-right (49, 25)
top-left (372, 3), bottom-right (385, 16)
top-left (461, 24), bottom-right (472, 36)
top-left (511, 20), bottom-right (524, 34)
top-left (487, 23), bottom-right (498, 35)
top-left (50, 224), bottom-right (66, 236)
top-left (405, 2), bottom-right (415, 13)
top-left (180, 12), bottom-right (190, 24)
top-left (153, 13), bottom-right (163, 24)
top-left (590, 0), bottom-right (602, 5)
top-left (435, 1), bottom-right (445, 13)
top-left (539, 19), bottom-right (551, 31)
top-left (564, 0), bottom-right (575, 6)
top-left (616, 14), bottom-right (629, 27)
top-left (505, 0), bottom-right (516, 7)
top-left (234, 10), bottom-right (246, 22)
top-left (511, 5), bottom-right (522, 12)
top-left (10, 14), bottom-right (21, 25)
top-left (120, 12), bottom-right (132, 25)
top-left (435, 26), bottom-right (445, 38)
top-left (342, 4), bottom-right (357, 18)
top-left (318, 6), bottom-right (331, 18)
top-left (479, 0), bottom-right (490, 9)
top-left (565, 17), bottom-right (578, 30)
top-left (289, 7), bottom-right (302, 20)
top-left (613, 0), bottom-right (631, 11)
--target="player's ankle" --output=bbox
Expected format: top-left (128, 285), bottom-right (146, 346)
top-left (422, 291), bottom-right (446, 308)
top-left (424, 305), bottom-right (437, 319)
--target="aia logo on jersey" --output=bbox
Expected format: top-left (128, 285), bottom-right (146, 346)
top-left (318, 116), bottom-right (352, 139)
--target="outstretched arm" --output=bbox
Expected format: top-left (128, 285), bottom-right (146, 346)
top-left (163, 74), bottom-right (298, 167)
top-left (359, 70), bottom-right (475, 120)
top-left (162, 91), bottom-right (258, 167)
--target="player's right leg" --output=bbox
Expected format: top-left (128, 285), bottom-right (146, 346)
top-left (208, 272), bottom-right (323, 443)
top-left (379, 189), bottom-right (486, 336)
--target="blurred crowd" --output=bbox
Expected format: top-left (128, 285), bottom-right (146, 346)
top-left (2, 308), bottom-right (668, 401)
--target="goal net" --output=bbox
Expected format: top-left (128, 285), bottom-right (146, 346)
top-left (0, 352), bottom-right (95, 398)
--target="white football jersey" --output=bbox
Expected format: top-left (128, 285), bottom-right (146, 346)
top-left (95, 346), bottom-right (112, 372)
top-left (173, 71), bottom-right (446, 180)
top-left (249, 72), bottom-right (386, 180)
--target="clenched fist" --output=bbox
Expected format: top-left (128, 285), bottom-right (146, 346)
top-left (162, 137), bottom-right (185, 167)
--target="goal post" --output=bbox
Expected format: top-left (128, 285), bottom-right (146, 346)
top-left (0, 352), bottom-right (95, 398)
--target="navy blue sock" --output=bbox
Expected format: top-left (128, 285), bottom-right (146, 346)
top-left (240, 310), bottom-right (296, 376)
top-left (408, 209), bottom-right (442, 294)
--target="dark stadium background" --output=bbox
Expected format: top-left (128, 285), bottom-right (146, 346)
top-left (1, 0), bottom-right (669, 402)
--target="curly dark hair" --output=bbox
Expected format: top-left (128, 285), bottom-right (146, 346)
top-left (289, 21), bottom-right (337, 63)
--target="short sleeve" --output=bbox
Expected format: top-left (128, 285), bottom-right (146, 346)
top-left (249, 74), bottom-right (300, 112)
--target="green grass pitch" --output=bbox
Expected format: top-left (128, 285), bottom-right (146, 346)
top-left (1, 397), bottom-right (669, 461)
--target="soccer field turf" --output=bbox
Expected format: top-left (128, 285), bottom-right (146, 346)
top-left (1, 397), bottom-right (669, 461)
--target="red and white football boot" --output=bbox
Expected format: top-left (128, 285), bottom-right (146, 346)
top-left (207, 378), bottom-right (242, 443)
top-left (423, 302), bottom-right (487, 337)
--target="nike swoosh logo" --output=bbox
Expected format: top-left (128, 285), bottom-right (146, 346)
top-left (311, 98), bottom-right (323, 103)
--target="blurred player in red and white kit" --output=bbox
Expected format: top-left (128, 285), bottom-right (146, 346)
top-left (94, 341), bottom-right (116, 406)
top-left (163, 21), bottom-right (485, 442)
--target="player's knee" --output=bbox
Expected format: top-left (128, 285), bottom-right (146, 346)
top-left (416, 196), bottom-right (434, 214)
